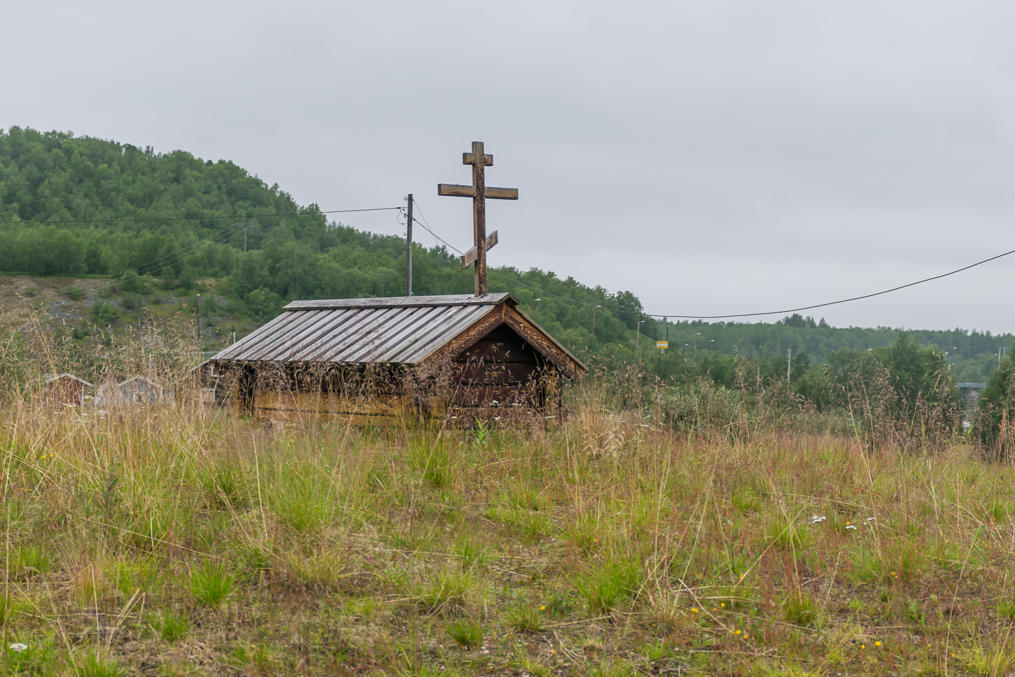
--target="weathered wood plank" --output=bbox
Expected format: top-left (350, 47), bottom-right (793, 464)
top-left (484, 187), bottom-right (518, 200)
top-left (462, 152), bottom-right (493, 166)
top-left (460, 230), bottom-right (498, 268)
top-left (452, 362), bottom-right (540, 383)
top-left (253, 390), bottom-right (406, 416)
top-left (437, 183), bottom-right (475, 198)
top-left (285, 293), bottom-right (512, 310)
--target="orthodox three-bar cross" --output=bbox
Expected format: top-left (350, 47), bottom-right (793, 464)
top-left (438, 141), bottom-right (518, 296)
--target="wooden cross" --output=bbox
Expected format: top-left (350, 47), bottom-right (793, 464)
top-left (438, 141), bottom-right (518, 296)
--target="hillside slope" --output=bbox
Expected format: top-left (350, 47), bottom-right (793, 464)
top-left (0, 127), bottom-right (1011, 383)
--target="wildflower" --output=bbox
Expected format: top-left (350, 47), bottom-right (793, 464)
top-left (810, 515), bottom-right (826, 524)
top-left (739, 573), bottom-right (745, 580)
top-left (9, 643), bottom-right (27, 653)
top-left (720, 602), bottom-right (725, 608)
top-left (845, 524), bottom-right (858, 531)
top-left (690, 607), bottom-right (699, 614)
top-left (734, 629), bottom-right (741, 635)
top-left (539, 605), bottom-right (546, 611)
top-left (860, 644), bottom-right (866, 650)
top-left (875, 641), bottom-right (882, 647)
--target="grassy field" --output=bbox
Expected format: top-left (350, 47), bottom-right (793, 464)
top-left (2, 392), bottom-right (1015, 676)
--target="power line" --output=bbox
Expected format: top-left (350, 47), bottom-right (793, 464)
top-left (407, 201), bottom-right (463, 254)
top-left (653, 248), bottom-right (1015, 320)
top-left (0, 206), bottom-right (401, 228)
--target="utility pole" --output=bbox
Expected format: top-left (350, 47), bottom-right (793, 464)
top-left (243, 223), bottom-right (248, 253)
top-left (196, 294), bottom-right (201, 344)
top-left (592, 305), bottom-right (602, 337)
top-left (786, 348), bottom-right (792, 385)
top-left (405, 194), bottom-right (413, 296)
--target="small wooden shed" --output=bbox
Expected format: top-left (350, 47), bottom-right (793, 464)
top-left (44, 373), bottom-right (92, 408)
top-left (201, 293), bottom-right (585, 422)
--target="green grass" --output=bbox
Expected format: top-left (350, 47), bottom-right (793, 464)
top-left (575, 557), bottom-right (643, 614)
top-left (2, 387), bottom-right (1015, 673)
top-left (445, 619), bottom-right (483, 648)
top-left (189, 561), bottom-right (235, 607)
top-left (145, 608), bottom-right (190, 642)
top-left (74, 651), bottom-right (123, 677)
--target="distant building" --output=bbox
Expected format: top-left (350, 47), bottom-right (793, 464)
top-left (957, 382), bottom-right (987, 405)
top-left (44, 373), bottom-right (92, 408)
top-left (95, 376), bottom-right (166, 408)
top-left (118, 376), bottom-right (164, 405)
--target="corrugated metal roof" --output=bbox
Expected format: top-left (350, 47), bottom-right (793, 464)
top-left (212, 293), bottom-right (513, 366)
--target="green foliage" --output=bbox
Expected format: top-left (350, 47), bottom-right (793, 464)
top-left (75, 651), bottom-right (124, 677)
top-left (575, 557), bottom-right (643, 613)
top-left (189, 561), bottom-right (235, 607)
top-left (782, 591), bottom-right (818, 627)
top-left (11, 544), bottom-right (53, 577)
top-left (976, 346), bottom-right (1015, 460)
top-left (146, 608), bottom-right (190, 642)
top-left (445, 619), bottom-right (483, 648)
top-left (89, 300), bottom-right (119, 326)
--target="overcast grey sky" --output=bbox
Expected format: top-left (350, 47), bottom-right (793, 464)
top-left (3, 1), bottom-right (1013, 333)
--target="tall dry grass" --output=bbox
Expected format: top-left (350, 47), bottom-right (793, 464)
top-left (2, 370), bottom-right (1015, 674)
top-left (1, 318), bottom-right (1011, 674)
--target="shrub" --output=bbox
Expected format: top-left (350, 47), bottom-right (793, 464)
top-left (65, 285), bottom-right (85, 301)
top-left (90, 300), bottom-right (119, 326)
top-left (975, 347), bottom-right (1015, 461)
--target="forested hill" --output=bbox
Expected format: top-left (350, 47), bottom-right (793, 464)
top-left (0, 127), bottom-right (1011, 382)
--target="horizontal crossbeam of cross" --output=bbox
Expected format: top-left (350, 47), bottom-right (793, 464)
top-left (437, 184), bottom-right (518, 200)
